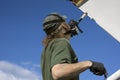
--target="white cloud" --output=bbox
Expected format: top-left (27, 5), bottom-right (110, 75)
top-left (21, 61), bottom-right (40, 68)
top-left (0, 61), bottom-right (42, 80)
top-left (20, 61), bottom-right (41, 74)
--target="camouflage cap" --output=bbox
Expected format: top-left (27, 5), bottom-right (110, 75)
top-left (43, 13), bottom-right (66, 34)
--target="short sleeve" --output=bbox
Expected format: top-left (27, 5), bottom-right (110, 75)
top-left (50, 39), bottom-right (72, 68)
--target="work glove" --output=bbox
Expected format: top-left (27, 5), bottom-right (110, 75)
top-left (89, 61), bottom-right (107, 77)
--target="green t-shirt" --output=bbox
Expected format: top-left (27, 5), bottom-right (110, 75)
top-left (41, 38), bottom-right (79, 80)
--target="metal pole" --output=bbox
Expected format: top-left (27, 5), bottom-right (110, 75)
top-left (107, 69), bottom-right (120, 80)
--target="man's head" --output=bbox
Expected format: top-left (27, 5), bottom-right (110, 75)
top-left (43, 12), bottom-right (71, 39)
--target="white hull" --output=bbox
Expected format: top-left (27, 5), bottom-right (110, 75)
top-left (72, 0), bottom-right (120, 42)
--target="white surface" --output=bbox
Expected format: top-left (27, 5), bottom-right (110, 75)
top-left (79, 0), bottom-right (120, 42)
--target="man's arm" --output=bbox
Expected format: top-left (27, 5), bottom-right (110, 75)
top-left (51, 60), bottom-right (92, 80)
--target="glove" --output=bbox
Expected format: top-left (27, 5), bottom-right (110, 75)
top-left (89, 61), bottom-right (107, 76)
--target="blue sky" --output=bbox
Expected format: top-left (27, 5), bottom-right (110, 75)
top-left (0, 0), bottom-right (120, 80)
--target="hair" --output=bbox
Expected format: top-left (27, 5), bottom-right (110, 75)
top-left (42, 25), bottom-right (65, 47)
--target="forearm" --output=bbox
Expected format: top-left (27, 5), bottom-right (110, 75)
top-left (52, 60), bottom-right (92, 80)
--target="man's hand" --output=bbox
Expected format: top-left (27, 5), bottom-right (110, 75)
top-left (89, 61), bottom-right (107, 76)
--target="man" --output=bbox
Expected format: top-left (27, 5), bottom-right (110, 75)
top-left (41, 12), bottom-right (107, 80)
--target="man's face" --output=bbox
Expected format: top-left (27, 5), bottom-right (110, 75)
top-left (61, 22), bottom-right (71, 40)
top-left (62, 22), bottom-right (71, 31)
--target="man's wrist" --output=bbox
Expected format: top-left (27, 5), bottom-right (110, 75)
top-left (87, 60), bottom-right (93, 68)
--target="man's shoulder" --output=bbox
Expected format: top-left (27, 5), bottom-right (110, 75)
top-left (53, 38), bottom-right (69, 43)
top-left (48, 38), bottom-right (70, 48)
top-left (49, 38), bottom-right (69, 46)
